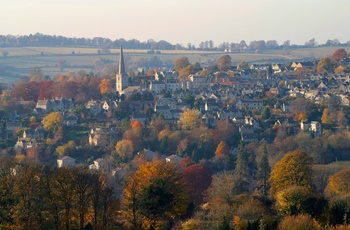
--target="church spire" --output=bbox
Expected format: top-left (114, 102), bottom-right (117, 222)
top-left (118, 44), bottom-right (126, 75)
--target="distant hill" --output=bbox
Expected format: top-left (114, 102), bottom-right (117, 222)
top-left (1, 33), bottom-right (349, 51)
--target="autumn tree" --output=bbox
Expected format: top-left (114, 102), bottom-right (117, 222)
top-left (317, 57), bottom-right (334, 73)
top-left (179, 65), bottom-right (195, 77)
top-left (290, 98), bottom-right (316, 121)
top-left (278, 215), bottom-right (321, 230)
top-left (332, 48), bottom-right (348, 61)
top-left (337, 108), bottom-right (348, 129)
top-left (325, 169), bottom-right (350, 196)
top-left (174, 57), bottom-right (190, 72)
top-left (51, 167), bottom-right (76, 230)
top-left (55, 140), bottom-right (76, 157)
top-left (11, 162), bottom-right (45, 229)
top-left (275, 185), bottom-right (321, 216)
top-left (217, 54), bottom-right (232, 71)
top-left (99, 79), bottom-right (112, 95)
top-left (115, 139), bottom-right (134, 161)
top-left (321, 108), bottom-right (332, 124)
top-left (42, 112), bottom-right (63, 134)
top-left (205, 170), bottom-right (249, 226)
top-left (73, 167), bottom-right (93, 230)
top-left (215, 141), bottom-right (230, 157)
top-left (182, 164), bottom-right (213, 205)
top-left (122, 161), bottom-right (190, 229)
top-left (38, 80), bottom-right (54, 100)
top-left (179, 109), bottom-right (200, 130)
top-left (269, 150), bottom-right (313, 195)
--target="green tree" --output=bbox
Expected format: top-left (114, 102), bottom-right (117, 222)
top-left (269, 150), bottom-right (313, 195)
top-left (183, 92), bottom-right (194, 108)
top-left (0, 158), bottom-right (19, 227)
top-left (234, 148), bottom-right (249, 178)
top-left (137, 179), bottom-right (176, 228)
top-left (261, 106), bottom-right (271, 120)
top-left (257, 145), bottom-right (271, 196)
top-left (217, 55), bottom-right (232, 71)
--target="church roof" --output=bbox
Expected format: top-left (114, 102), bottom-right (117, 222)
top-left (118, 45), bottom-right (126, 75)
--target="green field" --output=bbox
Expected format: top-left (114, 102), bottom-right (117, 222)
top-left (0, 46), bottom-right (347, 85)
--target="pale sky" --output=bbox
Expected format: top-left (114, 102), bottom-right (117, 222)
top-left (1, 0), bottom-right (349, 47)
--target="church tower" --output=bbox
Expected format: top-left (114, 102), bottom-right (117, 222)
top-left (116, 45), bottom-right (129, 93)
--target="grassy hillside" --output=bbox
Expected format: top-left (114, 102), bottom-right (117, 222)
top-left (0, 46), bottom-right (346, 85)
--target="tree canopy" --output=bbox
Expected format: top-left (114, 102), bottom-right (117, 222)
top-left (42, 112), bottom-right (63, 132)
top-left (217, 55), bottom-right (232, 71)
top-left (122, 161), bottom-right (190, 229)
top-left (174, 57), bottom-right (190, 72)
top-left (269, 150), bottom-right (313, 195)
top-left (179, 109), bottom-right (200, 130)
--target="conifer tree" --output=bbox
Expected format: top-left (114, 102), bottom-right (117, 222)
top-left (257, 144), bottom-right (271, 196)
top-left (234, 146), bottom-right (248, 178)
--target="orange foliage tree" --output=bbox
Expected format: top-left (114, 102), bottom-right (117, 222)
top-left (332, 48), bottom-right (348, 61)
top-left (99, 79), bottom-right (112, 94)
top-left (215, 141), bottom-right (230, 157)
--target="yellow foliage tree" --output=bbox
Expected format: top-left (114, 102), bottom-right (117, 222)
top-left (115, 139), bottom-right (134, 161)
top-left (269, 150), bottom-right (313, 195)
top-left (122, 161), bottom-right (190, 229)
top-left (325, 169), bottom-right (350, 196)
top-left (278, 214), bottom-right (320, 230)
top-left (275, 185), bottom-right (317, 216)
top-left (55, 140), bottom-right (76, 157)
top-left (321, 108), bottom-right (332, 124)
top-left (337, 108), bottom-right (348, 129)
top-left (42, 112), bottom-right (63, 133)
top-left (179, 109), bottom-right (200, 130)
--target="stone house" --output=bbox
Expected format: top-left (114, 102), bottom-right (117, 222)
top-left (57, 156), bottom-right (76, 168)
